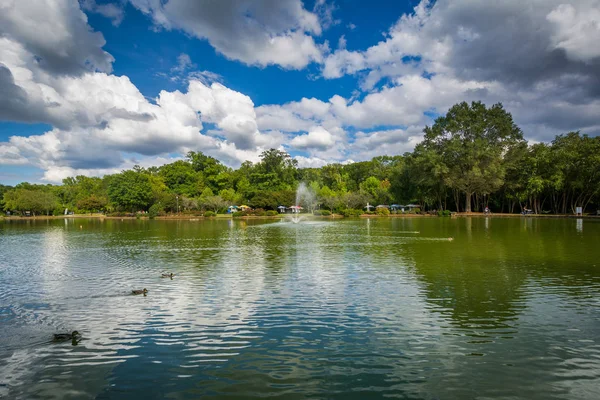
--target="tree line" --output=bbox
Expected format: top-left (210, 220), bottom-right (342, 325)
top-left (2, 101), bottom-right (599, 216)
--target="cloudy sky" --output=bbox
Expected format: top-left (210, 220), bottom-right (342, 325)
top-left (1, 0), bottom-right (599, 184)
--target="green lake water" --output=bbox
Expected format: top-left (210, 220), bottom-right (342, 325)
top-left (0, 217), bottom-right (599, 399)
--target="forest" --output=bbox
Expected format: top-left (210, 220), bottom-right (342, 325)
top-left (2, 101), bottom-right (600, 216)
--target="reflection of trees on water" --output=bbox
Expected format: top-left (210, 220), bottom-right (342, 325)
top-left (406, 217), bottom-right (600, 330)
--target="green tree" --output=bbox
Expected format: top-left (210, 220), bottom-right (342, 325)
top-left (250, 149), bottom-right (298, 191)
top-left (421, 101), bottom-right (525, 212)
top-left (107, 169), bottom-right (154, 211)
top-left (77, 194), bottom-right (108, 213)
top-left (0, 184), bottom-right (12, 211)
top-left (159, 160), bottom-right (199, 196)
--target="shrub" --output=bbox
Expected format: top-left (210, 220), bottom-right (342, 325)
top-left (232, 211), bottom-right (246, 218)
top-left (341, 209), bottom-right (362, 217)
top-left (204, 211), bottom-right (216, 217)
top-left (148, 203), bottom-right (164, 219)
top-left (266, 210), bottom-right (278, 216)
top-left (376, 207), bottom-right (390, 216)
top-left (317, 210), bottom-right (331, 216)
top-left (410, 207), bottom-right (421, 214)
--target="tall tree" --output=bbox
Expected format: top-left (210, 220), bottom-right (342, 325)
top-left (421, 101), bottom-right (525, 212)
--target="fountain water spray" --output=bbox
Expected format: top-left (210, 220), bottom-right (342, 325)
top-left (291, 182), bottom-right (316, 223)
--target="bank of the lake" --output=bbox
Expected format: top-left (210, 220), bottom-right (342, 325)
top-left (3, 212), bottom-right (600, 222)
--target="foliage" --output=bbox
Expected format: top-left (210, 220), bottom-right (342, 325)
top-left (148, 203), bottom-right (164, 219)
top-left (77, 194), bottom-right (107, 213)
top-left (421, 101), bottom-right (525, 212)
top-left (438, 210), bottom-right (452, 217)
top-left (107, 169), bottom-right (153, 212)
top-left (2, 188), bottom-right (58, 215)
top-left (376, 207), bottom-right (390, 216)
top-left (201, 194), bottom-right (228, 212)
top-left (265, 210), bottom-right (279, 216)
top-left (340, 209), bottom-right (363, 217)
top-left (4, 102), bottom-right (600, 217)
top-left (314, 210), bottom-right (332, 216)
top-left (204, 211), bottom-right (216, 217)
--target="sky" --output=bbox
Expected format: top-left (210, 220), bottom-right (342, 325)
top-left (1, 0), bottom-right (599, 185)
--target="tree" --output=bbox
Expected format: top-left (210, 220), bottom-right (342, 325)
top-left (203, 195), bottom-right (228, 212)
top-left (107, 169), bottom-right (154, 211)
top-left (219, 188), bottom-right (241, 204)
top-left (159, 160), bottom-right (199, 196)
top-left (342, 192), bottom-right (371, 209)
top-left (2, 188), bottom-right (58, 215)
top-left (250, 149), bottom-right (298, 191)
top-left (0, 184), bottom-right (12, 211)
top-left (421, 101), bottom-right (525, 212)
top-left (318, 186), bottom-right (342, 212)
top-left (187, 151), bottom-right (227, 191)
top-left (77, 195), bottom-right (108, 213)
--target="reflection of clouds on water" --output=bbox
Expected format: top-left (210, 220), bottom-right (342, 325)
top-left (1, 218), bottom-right (600, 398)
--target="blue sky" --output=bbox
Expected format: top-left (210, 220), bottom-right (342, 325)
top-left (1, 0), bottom-right (599, 185)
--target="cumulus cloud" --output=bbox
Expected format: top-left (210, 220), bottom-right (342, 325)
top-left (0, 9), bottom-right (279, 181)
top-left (127, 0), bottom-right (325, 69)
top-left (290, 127), bottom-right (335, 150)
top-left (0, 0), bottom-right (114, 75)
top-left (546, 2), bottom-right (600, 62)
top-left (319, 0), bottom-right (600, 143)
top-left (2, 0), bottom-right (600, 182)
top-left (349, 126), bottom-right (424, 161)
top-left (0, 64), bottom-right (35, 122)
top-left (0, 69), bottom-right (285, 180)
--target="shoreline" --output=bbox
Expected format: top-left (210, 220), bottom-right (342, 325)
top-left (2, 212), bottom-right (599, 221)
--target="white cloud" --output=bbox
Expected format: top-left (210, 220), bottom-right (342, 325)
top-left (0, 29), bottom-right (279, 180)
top-left (127, 0), bottom-right (325, 69)
top-left (547, 2), bottom-right (600, 62)
top-left (171, 53), bottom-right (195, 73)
top-left (0, 0), bottom-right (114, 74)
top-left (81, 0), bottom-right (125, 26)
top-left (349, 127), bottom-right (424, 161)
top-left (337, 35), bottom-right (347, 50)
top-left (290, 127), bottom-right (335, 150)
top-left (294, 155), bottom-right (330, 168)
top-left (318, 0), bottom-right (600, 143)
top-left (3, 0), bottom-right (600, 183)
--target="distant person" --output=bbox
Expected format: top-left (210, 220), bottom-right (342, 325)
top-left (484, 206), bottom-right (489, 215)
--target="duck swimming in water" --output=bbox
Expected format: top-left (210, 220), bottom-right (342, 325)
top-left (53, 331), bottom-right (81, 343)
top-left (161, 273), bottom-right (175, 279)
top-left (132, 288), bottom-right (148, 295)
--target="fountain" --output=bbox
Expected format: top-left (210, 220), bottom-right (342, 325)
top-left (290, 182), bottom-right (316, 224)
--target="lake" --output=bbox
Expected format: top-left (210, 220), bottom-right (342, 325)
top-left (0, 217), bottom-right (599, 399)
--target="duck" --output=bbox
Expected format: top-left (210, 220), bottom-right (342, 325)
top-left (161, 273), bottom-right (175, 279)
top-left (53, 330), bottom-right (81, 342)
top-left (132, 288), bottom-right (148, 295)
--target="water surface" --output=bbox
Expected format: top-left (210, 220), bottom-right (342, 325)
top-left (1, 217), bottom-right (599, 399)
